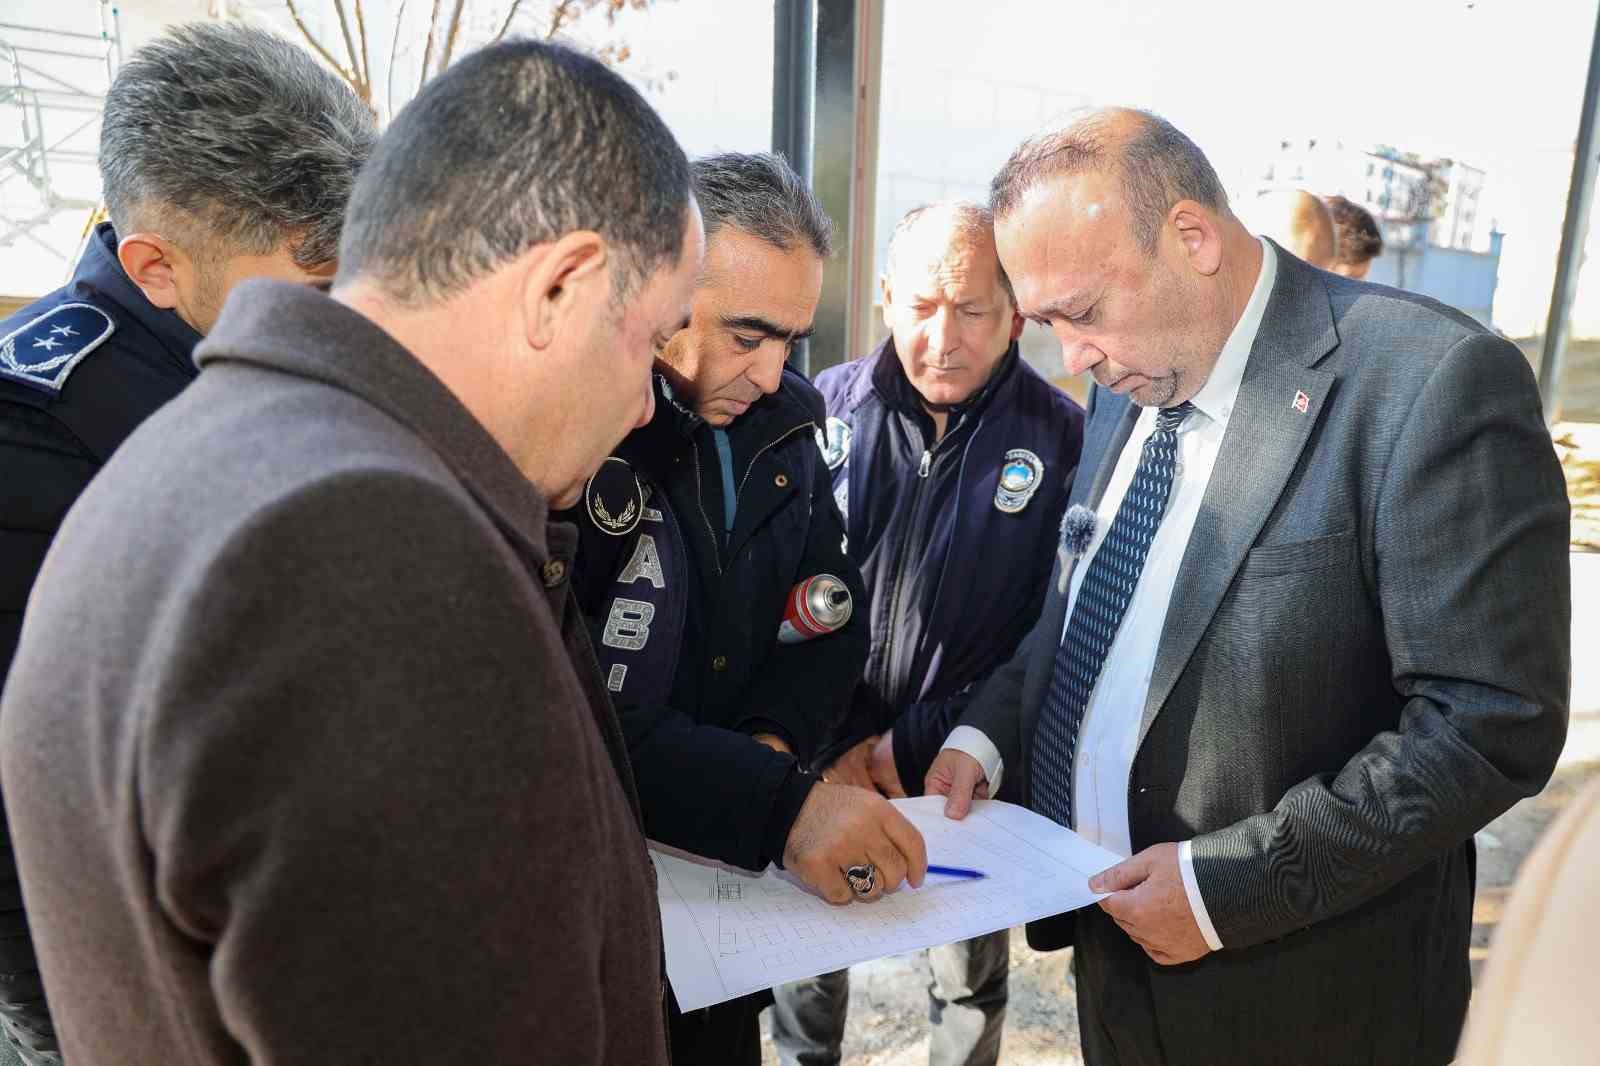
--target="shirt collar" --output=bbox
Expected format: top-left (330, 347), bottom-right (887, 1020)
top-left (1186, 236), bottom-right (1276, 429)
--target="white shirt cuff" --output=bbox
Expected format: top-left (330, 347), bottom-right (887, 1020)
top-left (1178, 839), bottom-right (1224, 951)
top-left (940, 725), bottom-right (1004, 796)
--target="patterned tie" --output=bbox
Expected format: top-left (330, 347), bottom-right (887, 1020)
top-left (1032, 402), bottom-right (1194, 828)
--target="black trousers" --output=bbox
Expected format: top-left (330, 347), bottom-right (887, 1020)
top-left (1070, 872), bottom-right (1469, 1066)
top-left (666, 989), bottom-right (767, 1066)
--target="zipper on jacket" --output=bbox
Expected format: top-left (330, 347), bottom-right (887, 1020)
top-left (874, 426), bottom-right (961, 706)
top-left (690, 436), bottom-right (724, 575)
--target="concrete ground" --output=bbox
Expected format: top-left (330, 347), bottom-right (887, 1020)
top-left (759, 472), bottom-right (1600, 1066)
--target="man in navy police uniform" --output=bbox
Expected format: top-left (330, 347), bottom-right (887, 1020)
top-left (0, 24), bottom-right (374, 1066)
top-left (566, 152), bottom-right (929, 1065)
top-left (772, 202), bottom-right (1085, 1066)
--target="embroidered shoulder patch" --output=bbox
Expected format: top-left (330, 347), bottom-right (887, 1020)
top-left (815, 416), bottom-right (851, 471)
top-left (994, 448), bottom-right (1045, 513)
top-left (584, 455), bottom-right (644, 536)
top-left (0, 303), bottom-right (115, 394)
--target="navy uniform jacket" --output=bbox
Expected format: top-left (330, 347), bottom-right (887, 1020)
top-left (0, 222), bottom-right (201, 1055)
top-left (814, 339), bottom-right (1084, 789)
top-left (567, 370), bottom-right (868, 874)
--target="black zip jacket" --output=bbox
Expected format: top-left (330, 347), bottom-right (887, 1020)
top-left (814, 339), bottom-right (1084, 789)
top-left (568, 369), bottom-right (868, 873)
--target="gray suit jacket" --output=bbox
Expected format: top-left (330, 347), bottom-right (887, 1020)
top-left (961, 245), bottom-right (1570, 1065)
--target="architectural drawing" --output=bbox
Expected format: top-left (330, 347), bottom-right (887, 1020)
top-left (653, 797), bottom-right (1123, 1012)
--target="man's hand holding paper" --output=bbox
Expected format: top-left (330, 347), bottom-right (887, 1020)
top-left (652, 797), bottom-right (1119, 1012)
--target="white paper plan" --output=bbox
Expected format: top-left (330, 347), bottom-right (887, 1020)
top-left (652, 796), bottom-right (1123, 1011)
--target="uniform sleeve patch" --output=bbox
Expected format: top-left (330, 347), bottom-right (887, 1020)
top-left (816, 416), bottom-right (851, 471)
top-left (0, 303), bottom-right (116, 394)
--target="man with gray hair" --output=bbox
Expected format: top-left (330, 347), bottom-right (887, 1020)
top-left (2, 38), bottom-right (702, 1066)
top-left (565, 150), bottom-right (926, 1064)
top-left (926, 107), bottom-right (1567, 1065)
top-left (773, 200), bottom-right (1083, 1066)
top-left (0, 22), bottom-right (375, 1066)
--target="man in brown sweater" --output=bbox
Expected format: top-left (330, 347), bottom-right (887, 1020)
top-left (0, 40), bottom-right (701, 1066)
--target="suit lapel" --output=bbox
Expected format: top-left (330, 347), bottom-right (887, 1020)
top-left (1056, 395), bottom-right (1137, 593)
top-left (1081, 394), bottom-right (1139, 508)
top-left (1137, 251), bottom-right (1340, 750)
top-left (1021, 392), bottom-right (1138, 755)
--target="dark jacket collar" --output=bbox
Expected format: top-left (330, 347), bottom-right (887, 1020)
top-left (72, 222), bottom-right (202, 376)
top-left (196, 279), bottom-right (554, 558)
top-left (624, 366), bottom-right (819, 471)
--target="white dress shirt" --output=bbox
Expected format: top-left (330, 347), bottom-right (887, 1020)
top-left (943, 238), bottom-right (1279, 952)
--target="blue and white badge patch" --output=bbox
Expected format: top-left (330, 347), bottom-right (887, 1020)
top-left (995, 448), bottom-right (1045, 513)
top-left (815, 416), bottom-right (851, 471)
top-left (585, 456), bottom-right (644, 536)
top-left (0, 303), bottom-right (115, 395)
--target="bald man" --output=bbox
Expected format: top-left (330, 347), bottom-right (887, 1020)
top-left (1251, 187), bottom-right (1337, 268)
top-left (774, 202), bottom-right (1084, 1066)
top-left (926, 107), bottom-right (1567, 1066)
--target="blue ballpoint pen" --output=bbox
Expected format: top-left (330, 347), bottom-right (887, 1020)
top-left (926, 864), bottom-right (986, 879)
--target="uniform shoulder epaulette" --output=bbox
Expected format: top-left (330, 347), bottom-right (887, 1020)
top-left (0, 302), bottom-right (116, 395)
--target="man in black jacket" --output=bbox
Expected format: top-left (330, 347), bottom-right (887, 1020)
top-left (567, 152), bottom-right (927, 1066)
top-left (0, 25), bottom-right (374, 1066)
top-left (772, 202), bottom-right (1084, 1066)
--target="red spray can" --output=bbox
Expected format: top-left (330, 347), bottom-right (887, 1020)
top-left (777, 573), bottom-right (853, 644)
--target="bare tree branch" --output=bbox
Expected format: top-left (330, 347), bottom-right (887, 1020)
top-left (438, 0), bottom-right (469, 72)
top-left (354, 0), bottom-right (373, 87)
top-left (283, 0), bottom-right (357, 84)
top-left (386, 0), bottom-right (407, 117)
top-left (356, 0), bottom-right (661, 108)
top-left (330, 0), bottom-right (365, 94)
top-left (417, 0), bottom-right (442, 96)
top-left (546, 0), bottom-right (580, 39)
top-left (492, 0), bottom-right (527, 43)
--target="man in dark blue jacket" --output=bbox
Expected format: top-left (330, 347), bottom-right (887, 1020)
top-left (772, 202), bottom-right (1084, 1066)
top-left (567, 153), bottom-right (927, 1066)
top-left (0, 25), bottom-right (375, 1066)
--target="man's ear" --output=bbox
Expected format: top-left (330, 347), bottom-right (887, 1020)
top-left (523, 231), bottom-right (609, 351)
top-left (116, 232), bottom-right (182, 310)
top-left (1008, 307), bottom-right (1025, 343)
top-left (1170, 201), bottom-right (1223, 277)
top-left (879, 274), bottom-right (894, 332)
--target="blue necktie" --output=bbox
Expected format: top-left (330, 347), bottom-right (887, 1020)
top-left (1032, 402), bottom-right (1193, 828)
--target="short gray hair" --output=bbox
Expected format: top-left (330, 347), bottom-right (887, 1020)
top-left (99, 22), bottom-right (376, 268)
top-left (990, 109), bottom-right (1230, 254)
top-left (691, 152), bottom-right (834, 259)
top-left (885, 200), bottom-right (1013, 305)
top-left (338, 39), bottom-right (691, 306)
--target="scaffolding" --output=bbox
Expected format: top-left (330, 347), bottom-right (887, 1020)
top-left (0, 1), bottom-right (121, 266)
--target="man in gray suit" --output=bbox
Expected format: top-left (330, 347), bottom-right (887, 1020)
top-left (926, 108), bottom-right (1570, 1066)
